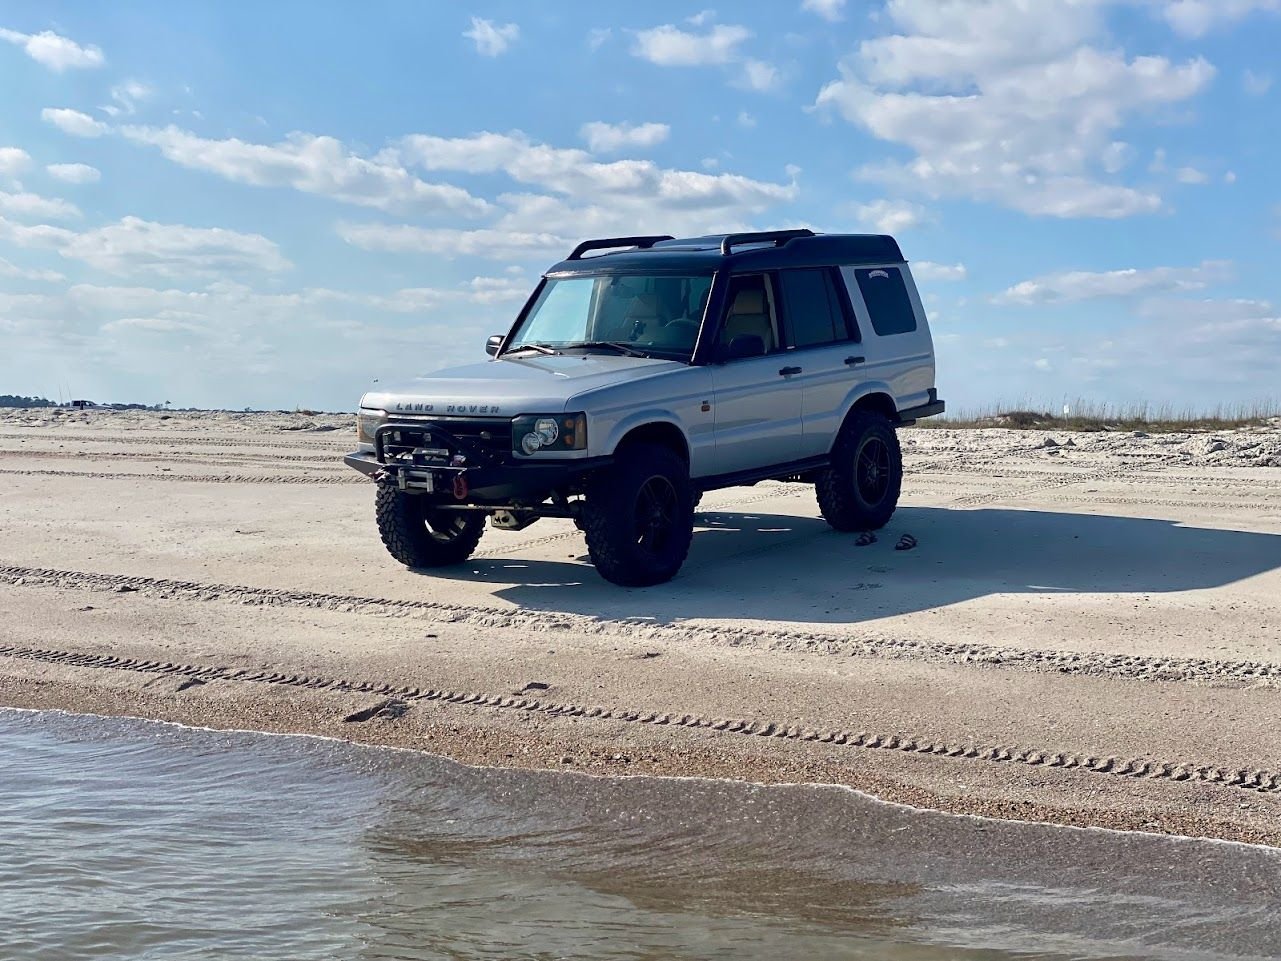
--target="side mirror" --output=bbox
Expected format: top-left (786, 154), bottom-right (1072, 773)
top-left (485, 334), bottom-right (504, 357)
top-left (724, 334), bottom-right (765, 360)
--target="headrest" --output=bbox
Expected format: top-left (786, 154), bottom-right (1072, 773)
top-left (625, 293), bottom-right (662, 317)
top-left (730, 289), bottom-right (765, 313)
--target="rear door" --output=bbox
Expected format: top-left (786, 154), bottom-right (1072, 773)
top-left (775, 267), bottom-right (865, 459)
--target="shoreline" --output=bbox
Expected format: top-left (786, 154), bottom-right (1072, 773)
top-left (9, 702), bottom-right (1279, 854)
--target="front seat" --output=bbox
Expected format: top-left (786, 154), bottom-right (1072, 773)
top-left (720, 288), bottom-right (775, 352)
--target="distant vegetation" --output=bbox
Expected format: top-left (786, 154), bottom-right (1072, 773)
top-left (920, 399), bottom-right (1281, 433)
top-left (0, 394), bottom-right (57, 408)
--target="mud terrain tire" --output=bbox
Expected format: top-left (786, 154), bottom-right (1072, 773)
top-left (580, 442), bottom-right (695, 586)
top-left (375, 484), bottom-right (486, 567)
top-left (816, 410), bottom-right (902, 532)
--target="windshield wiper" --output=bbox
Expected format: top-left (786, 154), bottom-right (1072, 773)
top-left (563, 341), bottom-right (650, 358)
top-left (505, 342), bottom-right (561, 356)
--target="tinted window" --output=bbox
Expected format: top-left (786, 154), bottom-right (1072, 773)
top-left (779, 268), bottom-right (842, 348)
top-left (855, 267), bottom-right (917, 336)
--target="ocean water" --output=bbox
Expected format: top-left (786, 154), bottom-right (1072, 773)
top-left (1, 709), bottom-right (1278, 961)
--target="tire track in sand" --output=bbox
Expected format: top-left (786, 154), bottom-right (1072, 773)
top-left (2, 642), bottom-right (1277, 797)
top-left (2, 565), bottom-right (1277, 687)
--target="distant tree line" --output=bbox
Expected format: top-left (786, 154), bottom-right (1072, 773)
top-left (0, 395), bottom-right (57, 408)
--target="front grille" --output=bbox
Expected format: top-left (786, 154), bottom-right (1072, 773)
top-left (379, 417), bottom-right (512, 465)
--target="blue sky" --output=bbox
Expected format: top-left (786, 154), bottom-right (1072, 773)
top-left (1, 0), bottom-right (1278, 412)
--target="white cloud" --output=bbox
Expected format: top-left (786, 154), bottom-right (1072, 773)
top-left (852, 198), bottom-right (930, 233)
top-left (0, 146), bottom-right (31, 177)
top-left (579, 121), bottom-right (670, 153)
top-left (101, 79), bottom-right (153, 117)
top-left (46, 162), bottom-right (101, 184)
top-left (462, 17), bottom-right (519, 56)
top-left (739, 58), bottom-right (779, 91)
top-left (1, 213), bottom-right (291, 277)
top-left (631, 23), bottom-right (750, 66)
top-left (1224, 170), bottom-right (1237, 184)
top-left (814, 0), bottom-right (1213, 219)
top-left (913, 261), bottom-right (966, 281)
top-left (42, 107), bottom-right (109, 138)
top-left (687, 10), bottom-right (717, 27)
top-left (0, 256), bottom-right (64, 282)
top-left (0, 191), bottom-right (81, 220)
top-left (1100, 142), bottom-right (1135, 174)
top-left (0, 27), bottom-right (104, 71)
top-left (1135, 297), bottom-right (1275, 323)
top-left (339, 223), bottom-right (568, 261)
top-left (120, 125), bottom-right (491, 217)
top-left (1243, 69), bottom-right (1273, 95)
top-left (587, 28), bottom-right (612, 51)
top-left (994, 260), bottom-right (1232, 305)
top-left (802, 0), bottom-right (847, 21)
top-left (1033, 357), bottom-right (1051, 371)
top-left (1175, 166), bottom-right (1209, 184)
top-left (736, 110), bottom-right (757, 128)
top-left (1157, 0), bottom-right (1280, 37)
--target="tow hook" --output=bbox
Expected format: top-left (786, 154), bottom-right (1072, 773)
top-left (453, 472), bottom-right (469, 500)
top-left (372, 469), bottom-right (390, 484)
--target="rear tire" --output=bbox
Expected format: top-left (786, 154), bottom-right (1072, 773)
top-left (816, 410), bottom-right (902, 532)
top-left (375, 484), bottom-right (486, 567)
top-left (580, 443), bottom-right (694, 586)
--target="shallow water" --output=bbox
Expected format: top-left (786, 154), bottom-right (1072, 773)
top-left (1, 710), bottom-right (1278, 960)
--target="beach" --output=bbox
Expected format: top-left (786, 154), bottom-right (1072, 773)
top-left (2, 408), bottom-right (1280, 845)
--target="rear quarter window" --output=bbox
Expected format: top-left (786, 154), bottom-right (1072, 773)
top-left (854, 267), bottom-right (917, 336)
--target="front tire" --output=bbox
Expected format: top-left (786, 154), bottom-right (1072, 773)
top-left (816, 411), bottom-right (902, 532)
top-left (580, 443), bottom-right (695, 586)
top-left (375, 484), bottom-right (486, 567)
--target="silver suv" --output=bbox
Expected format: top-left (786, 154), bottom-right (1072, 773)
top-left (345, 229), bottom-right (944, 585)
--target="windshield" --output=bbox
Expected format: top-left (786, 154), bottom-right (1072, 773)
top-left (506, 274), bottom-right (713, 359)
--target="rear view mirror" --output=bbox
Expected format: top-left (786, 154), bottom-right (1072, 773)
top-left (485, 334), bottom-right (504, 357)
top-left (725, 334), bottom-right (765, 360)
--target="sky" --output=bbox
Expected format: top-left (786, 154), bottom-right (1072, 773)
top-left (0, 0), bottom-right (1278, 413)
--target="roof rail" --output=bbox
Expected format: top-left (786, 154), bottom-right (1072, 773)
top-left (720, 228), bottom-right (815, 256)
top-left (567, 235), bottom-right (675, 260)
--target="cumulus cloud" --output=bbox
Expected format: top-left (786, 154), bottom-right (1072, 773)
top-left (1175, 166), bottom-right (1209, 185)
top-left (631, 21), bottom-right (778, 90)
top-left (993, 260), bottom-right (1232, 305)
top-left (0, 256), bottom-right (64, 282)
top-left (338, 223), bottom-right (569, 262)
top-left (463, 17), bottom-right (519, 56)
top-left (912, 261), bottom-right (966, 281)
top-left (0, 146), bottom-right (31, 177)
top-left (42, 107), bottom-right (109, 137)
top-left (0, 191), bottom-right (81, 220)
top-left (1243, 69), bottom-right (1273, 95)
top-left (120, 125), bottom-right (491, 217)
top-left (852, 198), bottom-right (931, 233)
top-left (0, 213), bottom-right (291, 277)
top-left (579, 121), bottom-right (670, 153)
top-left (814, 0), bottom-right (1213, 218)
top-left (46, 162), bottom-right (101, 184)
top-left (100, 79), bottom-right (153, 117)
top-left (801, 0), bottom-right (847, 21)
top-left (0, 26), bottom-right (104, 71)
top-left (1156, 0), bottom-right (1280, 37)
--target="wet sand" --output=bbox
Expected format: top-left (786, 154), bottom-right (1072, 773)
top-left (1, 408), bottom-right (1280, 844)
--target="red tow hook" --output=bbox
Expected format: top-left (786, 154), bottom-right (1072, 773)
top-left (453, 472), bottom-right (469, 500)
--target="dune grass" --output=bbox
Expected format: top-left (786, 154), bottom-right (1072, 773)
top-left (917, 399), bottom-right (1281, 433)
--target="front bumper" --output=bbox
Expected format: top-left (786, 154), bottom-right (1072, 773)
top-left (343, 450), bottom-right (611, 502)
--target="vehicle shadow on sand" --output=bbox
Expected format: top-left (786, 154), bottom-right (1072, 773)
top-left (427, 506), bottom-right (1281, 627)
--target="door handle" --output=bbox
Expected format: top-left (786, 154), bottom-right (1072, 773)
top-left (844, 355), bottom-right (866, 366)
top-left (778, 366), bottom-right (802, 376)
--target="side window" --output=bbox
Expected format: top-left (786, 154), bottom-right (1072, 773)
top-left (719, 274), bottom-right (779, 355)
top-left (779, 268), bottom-right (847, 349)
top-left (854, 267), bottom-right (917, 336)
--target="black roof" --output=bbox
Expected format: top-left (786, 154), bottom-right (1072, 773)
top-left (545, 229), bottom-right (905, 276)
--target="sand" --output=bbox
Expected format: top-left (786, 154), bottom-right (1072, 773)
top-left (2, 407), bottom-right (1280, 845)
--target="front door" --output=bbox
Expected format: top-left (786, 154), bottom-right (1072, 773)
top-left (709, 273), bottom-right (804, 474)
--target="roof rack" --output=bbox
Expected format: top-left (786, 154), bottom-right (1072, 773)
top-left (720, 228), bottom-right (815, 256)
top-left (567, 235), bottom-right (675, 260)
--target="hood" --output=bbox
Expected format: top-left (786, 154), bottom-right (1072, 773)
top-left (361, 353), bottom-right (684, 415)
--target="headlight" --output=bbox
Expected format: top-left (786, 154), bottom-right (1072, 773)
top-left (513, 412), bottom-right (587, 456)
top-left (357, 408), bottom-right (387, 444)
